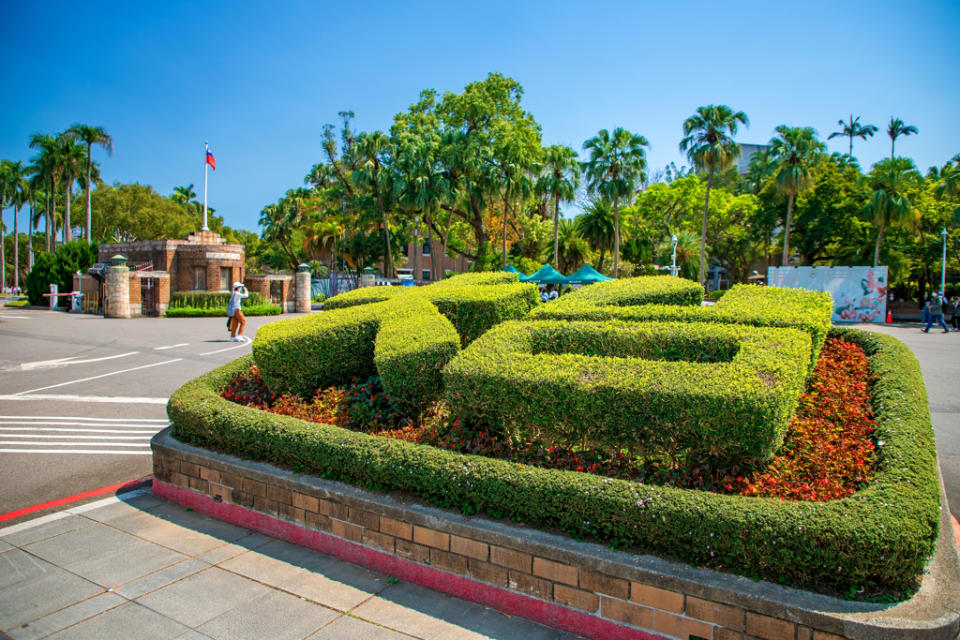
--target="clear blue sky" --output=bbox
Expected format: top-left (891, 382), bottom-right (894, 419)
top-left (2, 0), bottom-right (958, 234)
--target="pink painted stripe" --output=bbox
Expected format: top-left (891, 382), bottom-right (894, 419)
top-left (154, 480), bottom-right (666, 640)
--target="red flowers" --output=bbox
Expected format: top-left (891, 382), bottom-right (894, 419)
top-left (727, 338), bottom-right (877, 501)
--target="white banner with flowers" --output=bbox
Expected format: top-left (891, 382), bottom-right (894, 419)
top-left (766, 266), bottom-right (888, 323)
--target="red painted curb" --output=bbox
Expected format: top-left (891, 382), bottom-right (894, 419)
top-left (153, 480), bottom-right (665, 640)
top-left (0, 476), bottom-right (152, 523)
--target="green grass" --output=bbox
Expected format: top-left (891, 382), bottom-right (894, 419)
top-left (165, 304), bottom-right (281, 317)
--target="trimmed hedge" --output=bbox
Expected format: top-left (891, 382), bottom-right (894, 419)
top-left (443, 320), bottom-right (811, 468)
top-left (168, 326), bottom-right (940, 595)
top-left (252, 298), bottom-right (460, 413)
top-left (324, 273), bottom-right (539, 346)
top-left (170, 291), bottom-right (267, 309)
top-left (165, 304), bottom-right (281, 317)
top-left (531, 284), bottom-right (832, 373)
top-left (564, 275), bottom-right (704, 307)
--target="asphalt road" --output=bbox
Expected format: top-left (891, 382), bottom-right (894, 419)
top-left (1, 306), bottom-right (957, 527)
top-left (0, 305), bottom-right (302, 525)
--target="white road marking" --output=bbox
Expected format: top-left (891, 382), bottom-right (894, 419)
top-left (0, 489), bottom-right (153, 537)
top-left (154, 343), bottom-right (189, 350)
top-left (0, 314), bottom-right (29, 319)
top-left (0, 417), bottom-right (167, 423)
top-left (0, 394), bottom-right (169, 404)
top-left (12, 358), bottom-right (183, 396)
top-left (0, 441), bottom-right (147, 447)
top-left (199, 340), bottom-right (250, 356)
top-left (15, 351), bottom-right (138, 371)
top-left (0, 434), bottom-right (153, 440)
top-left (0, 427), bottom-right (161, 434)
top-left (0, 449), bottom-right (151, 455)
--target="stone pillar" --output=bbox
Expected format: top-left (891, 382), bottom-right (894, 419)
top-left (295, 264), bottom-right (311, 313)
top-left (104, 254), bottom-right (131, 319)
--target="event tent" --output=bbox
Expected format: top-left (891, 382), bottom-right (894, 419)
top-left (524, 263), bottom-right (568, 285)
top-left (565, 264), bottom-right (613, 285)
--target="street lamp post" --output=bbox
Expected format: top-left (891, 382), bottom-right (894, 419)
top-left (941, 228), bottom-right (948, 293)
top-left (671, 234), bottom-right (678, 277)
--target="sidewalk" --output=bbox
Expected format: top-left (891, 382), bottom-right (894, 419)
top-left (0, 488), bottom-right (584, 640)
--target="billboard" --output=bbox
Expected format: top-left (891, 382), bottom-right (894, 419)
top-left (767, 266), bottom-right (888, 323)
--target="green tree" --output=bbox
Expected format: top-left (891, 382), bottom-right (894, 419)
top-left (6, 162), bottom-right (30, 290)
top-left (827, 114), bottom-right (877, 157)
top-left (887, 117), bottom-right (918, 160)
top-left (656, 229), bottom-right (700, 280)
top-left (171, 184), bottom-right (197, 205)
top-left (56, 135), bottom-right (87, 243)
top-left (28, 133), bottom-right (62, 251)
top-left (679, 104), bottom-right (749, 284)
top-left (66, 124), bottom-right (112, 242)
top-left (575, 198), bottom-right (615, 271)
top-left (582, 127), bottom-right (649, 277)
top-left (537, 145), bottom-right (579, 266)
top-left (90, 182), bottom-right (198, 242)
top-left (350, 131), bottom-right (397, 277)
top-left (867, 158), bottom-right (919, 266)
top-left (554, 218), bottom-right (589, 273)
top-left (0, 160), bottom-right (11, 289)
top-left (769, 126), bottom-right (826, 265)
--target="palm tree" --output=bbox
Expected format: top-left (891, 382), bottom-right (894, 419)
top-left (7, 162), bottom-right (29, 291)
top-left (656, 230), bottom-right (700, 280)
top-left (66, 125), bottom-right (112, 242)
top-left (537, 145), bottom-right (579, 266)
top-left (350, 132), bottom-right (395, 277)
top-left (576, 198), bottom-right (615, 271)
top-left (554, 218), bottom-right (589, 273)
top-left (172, 184), bottom-right (197, 205)
top-left (0, 160), bottom-right (12, 290)
top-left (29, 134), bottom-right (61, 251)
top-left (742, 148), bottom-right (775, 195)
top-left (887, 118), bottom-right (918, 160)
top-left (827, 114), bottom-right (877, 157)
top-left (679, 105), bottom-right (749, 284)
top-left (56, 135), bottom-right (86, 243)
top-left (769, 126), bottom-right (826, 265)
top-left (582, 128), bottom-right (648, 277)
top-left (866, 158), bottom-right (917, 266)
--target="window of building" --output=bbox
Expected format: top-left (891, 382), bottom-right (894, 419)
top-left (421, 269), bottom-right (431, 281)
top-left (220, 267), bottom-right (232, 291)
top-left (193, 267), bottom-right (206, 291)
top-left (422, 241), bottom-right (431, 256)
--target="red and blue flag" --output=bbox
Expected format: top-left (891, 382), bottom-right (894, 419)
top-left (206, 149), bottom-right (216, 170)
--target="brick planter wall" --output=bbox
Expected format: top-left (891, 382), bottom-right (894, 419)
top-left (151, 428), bottom-right (960, 640)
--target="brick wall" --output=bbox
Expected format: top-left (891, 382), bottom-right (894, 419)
top-left (151, 430), bottom-right (952, 640)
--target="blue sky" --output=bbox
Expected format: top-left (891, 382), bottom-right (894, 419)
top-left (2, 0), bottom-right (958, 234)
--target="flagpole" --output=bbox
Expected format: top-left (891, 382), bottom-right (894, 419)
top-left (202, 141), bottom-right (209, 231)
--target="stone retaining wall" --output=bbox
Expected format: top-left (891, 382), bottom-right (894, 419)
top-left (151, 428), bottom-right (960, 640)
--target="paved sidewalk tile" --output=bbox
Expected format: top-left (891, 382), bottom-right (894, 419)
top-left (0, 554), bottom-right (102, 631)
top-left (196, 589), bottom-right (339, 640)
top-left (6, 592), bottom-right (126, 640)
top-left (115, 558), bottom-right (209, 599)
top-left (195, 531), bottom-right (273, 566)
top-left (307, 615), bottom-right (417, 639)
top-left (0, 514), bottom-right (95, 548)
top-left (44, 601), bottom-right (190, 640)
top-left (106, 510), bottom-right (228, 556)
top-left (135, 566), bottom-right (274, 628)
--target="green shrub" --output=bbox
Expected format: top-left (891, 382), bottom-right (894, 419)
top-left (563, 275), bottom-right (704, 307)
top-left (25, 241), bottom-right (98, 306)
top-left (164, 304), bottom-right (281, 317)
top-left (443, 320), bottom-right (811, 468)
top-left (168, 327), bottom-right (939, 595)
top-left (325, 273), bottom-right (539, 346)
top-left (705, 289), bottom-right (727, 300)
top-left (169, 291), bottom-right (266, 309)
top-left (532, 284), bottom-right (832, 374)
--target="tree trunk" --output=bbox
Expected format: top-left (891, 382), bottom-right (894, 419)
top-left (873, 219), bottom-right (886, 267)
top-left (47, 177), bottom-right (55, 252)
top-left (1, 190), bottom-right (6, 291)
top-left (699, 170), bottom-right (713, 285)
top-left (85, 144), bottom-right (93, 242)
top-left (13, 204), bottom-right (19, 290)
top-left (372, 179), bottom-right (392, 278)
top-left (553, 194), bottom-right (560, 267)
top-left (64, 172), bottom-right (72, 243)
top-left (890, 138), bottom-right (895, 161)
top-left (613, 197), bottom-right (620, 278)
top-left (442, 215), bottom-right (453, 275)
top-left (849, 136), bottom-right (853, 158)
top-left (501, 189), bottom-right (509, 269)
top-left (781, 191), bottom-right (795, 266)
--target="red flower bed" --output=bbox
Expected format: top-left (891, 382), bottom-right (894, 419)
top-left (724, 337), bottom-right (877, 501)
top-left (221, 337), bottom-right (877, 502)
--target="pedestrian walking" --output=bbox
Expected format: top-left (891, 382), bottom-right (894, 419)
top-left (951, 296), bottom-right (960, 330)
top-left (228, 282), bottom-right (249, 342)
top-left (923, 290), bottom-right (949, 333)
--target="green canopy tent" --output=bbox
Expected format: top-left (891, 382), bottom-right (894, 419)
top-left (525, 263), bottom-right (568, 285)
top-left (565, 264), bottom-right (613, 285)
top-left (504, 265), bottom-right (522, 276)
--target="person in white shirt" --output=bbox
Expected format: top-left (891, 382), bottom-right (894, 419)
top-left (228, 282), bottom-right (249, 342)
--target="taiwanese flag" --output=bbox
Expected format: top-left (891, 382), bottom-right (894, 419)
top-left (206, 149), bottom-right (216, 170)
